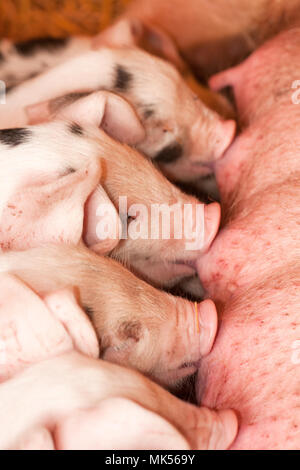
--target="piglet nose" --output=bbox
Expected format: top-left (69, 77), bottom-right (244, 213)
top-left (203, 202), bottom-right (221, 252)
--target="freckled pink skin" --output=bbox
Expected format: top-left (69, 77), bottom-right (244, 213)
top-left (197, 29), bottom-right (300, 449)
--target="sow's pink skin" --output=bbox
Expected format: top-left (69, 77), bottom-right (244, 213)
top-left (195, 29), bottom-right (300, 449)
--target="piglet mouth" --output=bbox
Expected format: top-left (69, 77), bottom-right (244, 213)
top-left (190, 161), bottom-right (215, 173)
top-left (165, 362), bottom-right (198, 386)
top-left (178, 360), bottom-right (200, 370)
top-left (160, 260), bottom-right (196, 279)
top-left (173, 258), bottom-right (197, 271)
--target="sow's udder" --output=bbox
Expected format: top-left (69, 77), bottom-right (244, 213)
top-left (196, 29), bottom-right (300, 450)
top-left (196, 174), bottom-right (300, 449)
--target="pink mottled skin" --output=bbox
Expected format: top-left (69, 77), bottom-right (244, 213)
top-left (197, 29), bottom-right (300, 449)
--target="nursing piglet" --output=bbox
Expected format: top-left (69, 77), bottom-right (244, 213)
top-left (1, 31), bottom-right (235, 183)
top-left (0, 244), bottom-right (218, 388)
top-left (0, 351), bottom-right (237, 450)
top-left (0, 92), bottom-right (221, 291)
top-left (0, 36), bottom-right (91, 91)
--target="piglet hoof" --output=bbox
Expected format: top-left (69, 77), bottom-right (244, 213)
top-left (197, 299), bottom-right (218, 356)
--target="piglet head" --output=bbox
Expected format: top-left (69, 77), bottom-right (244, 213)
top-left (92, 17), bottom-right (236, 182)
top-left (156, 106), bottom-right (236, 183)
top-left (26, 25), bottom-right (235, 184)
top-left (99, 139), bottom-right (221, 289)
top-left (25, 89), bottom-right (221, 289)
top-left (61, 94), bottom-right (221, 288)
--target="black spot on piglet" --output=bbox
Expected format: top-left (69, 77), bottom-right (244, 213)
top-left (143, 107), bottom-right (154, 119)
top-left (0, 128), bottom-right (32, 147)
top-left (15, 37), bottom-right (68, 56)
top-left (69, 122), bottom-right (84, 136)
top-left (154, 143), bottom-right (183, 164)
top-left (114, 65), bottom-right (132, 91)
top-left (0, 51), bottom-right (4, 63)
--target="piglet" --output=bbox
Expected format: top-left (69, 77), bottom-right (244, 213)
top-left (0, 351), bottom-right (238, 450)
top-left (0, 91), bottom-right (141, 253)
top-left (1, 25), bottom-right (235, 183)
top-left (0, 36), bottom-right (91, 90)
top-left (0, 92), bottom-right (221, 291)
top-left (0, 243), bottom-right (218, 388)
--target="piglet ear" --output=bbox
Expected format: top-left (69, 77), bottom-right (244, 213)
top-left (138, 22), bottom-right (186, 71)
top-left (92, 18), bottom-right (185, 71)
top-left (26, 91), bottom-right (145, 145)
top-left (0, 159), bottom-right (101, 252)
top-left (100, 92), bottom-right (146, 144)
top-left (92, 18), bottom-right (143, 49)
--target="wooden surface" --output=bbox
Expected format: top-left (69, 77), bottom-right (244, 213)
top-left (0, 0), bottom-right (133, 40)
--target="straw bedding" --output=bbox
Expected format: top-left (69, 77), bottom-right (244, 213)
top-left (0, 0), bottom-right (132, 40)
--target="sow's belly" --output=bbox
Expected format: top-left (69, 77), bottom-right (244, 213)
top-left (196, 206), bottom-right (300, 449)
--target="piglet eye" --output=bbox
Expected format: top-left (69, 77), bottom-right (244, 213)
top-left (127, 215), bottom-right (136, 222)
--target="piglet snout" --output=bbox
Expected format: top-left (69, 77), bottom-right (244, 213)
top-left (159, 298), bottom-right (218, 386)
top-left (190, 116), bottom-right (236, 165)
top-left (203, 202), bottom-right (221, 252)
top-left (197, 299), bottom-right (218, 357)
top-left (178, 201), bottom-right (221, 261)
